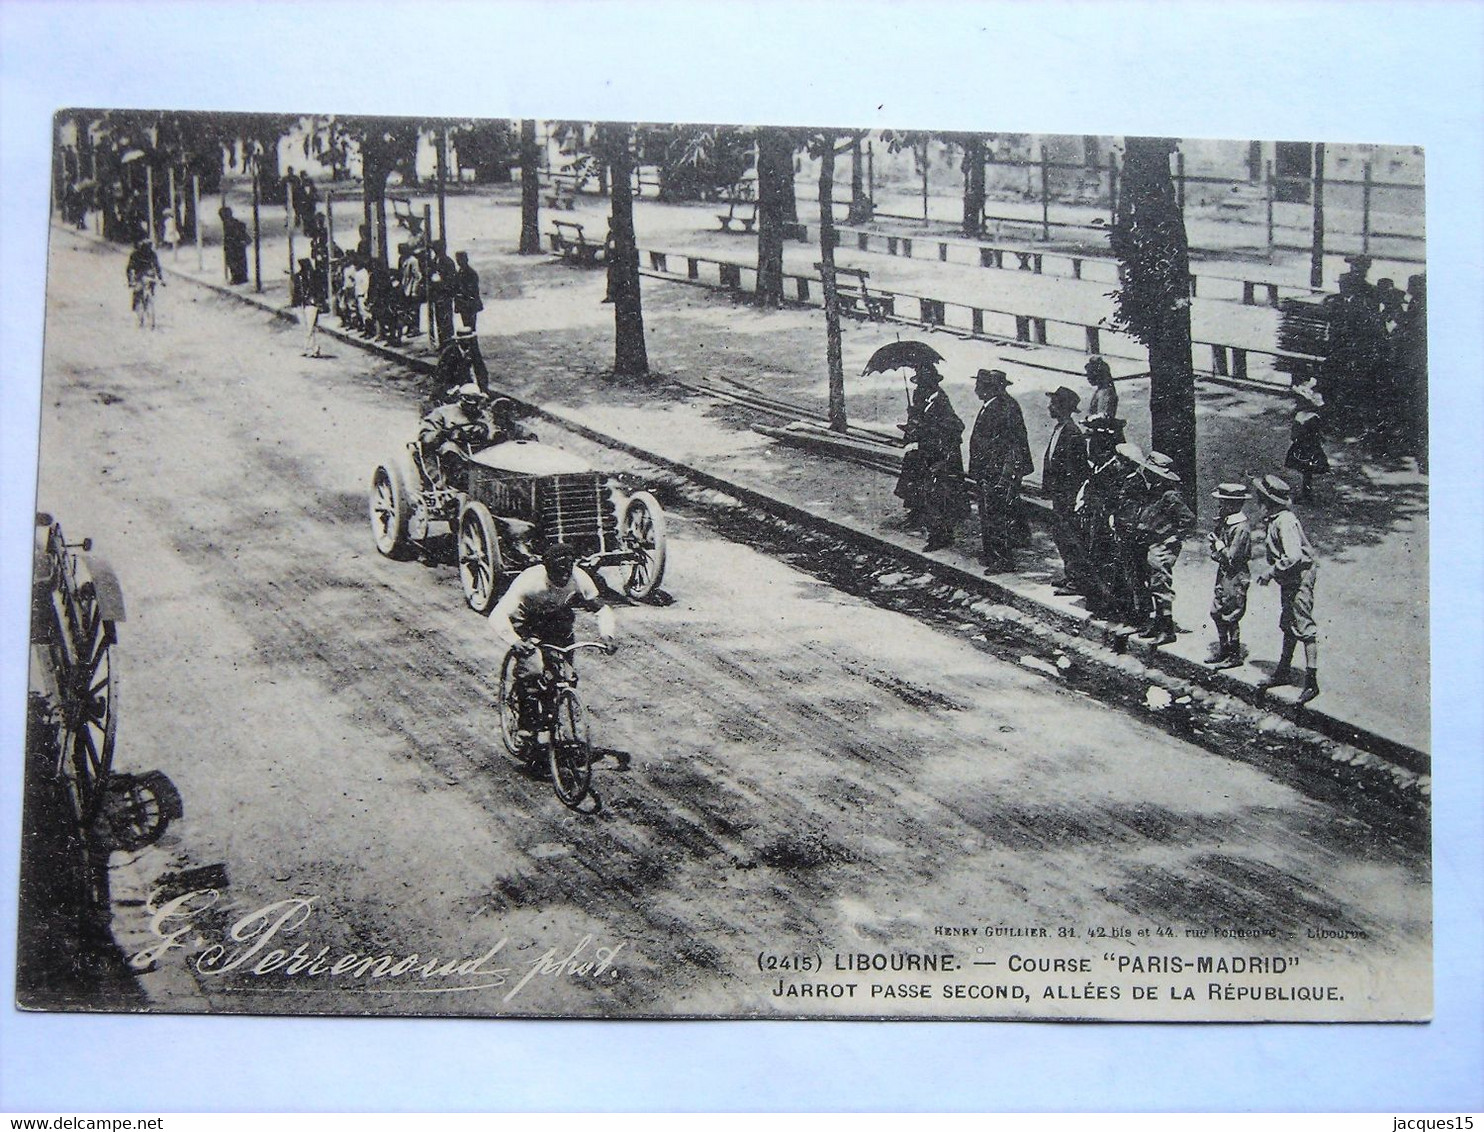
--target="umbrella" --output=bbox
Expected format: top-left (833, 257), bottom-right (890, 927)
top-left (862, 339), bottom-right (944, 376)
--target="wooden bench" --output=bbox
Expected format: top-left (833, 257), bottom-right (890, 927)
top-left (716, 187), bottom-right (758, 233)
top-left (817, 263), bottom-right (894, 321)
top-left (389, 196), bottom-right (424, 235)
top-left (548, 220), bottom-right (608, 268)
top-left (543, 181), bottom-right (577, 211)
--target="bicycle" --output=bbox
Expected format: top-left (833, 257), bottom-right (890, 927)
top-left (130, 274), bottom-right (161, 330)
top-left (497, 640), bottom-right (609, 808)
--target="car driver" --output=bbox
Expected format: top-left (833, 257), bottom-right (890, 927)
top-left (419, 383), bottom-right (493, 488)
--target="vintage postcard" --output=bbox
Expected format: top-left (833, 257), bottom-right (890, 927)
top-left (18, 110), bottom-right (1429, 1022)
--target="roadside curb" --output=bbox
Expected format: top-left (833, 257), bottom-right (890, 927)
top-left (130, 229), bottom-right (1427, 804)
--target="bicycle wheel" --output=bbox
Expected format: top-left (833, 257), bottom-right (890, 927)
top-left (497, 649), bottom-right (533, 759)
top-left (548, 688), bottom-right (592, 808)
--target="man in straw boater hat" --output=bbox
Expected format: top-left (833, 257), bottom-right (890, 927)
top-left (1041, 386), bottom-right (1091, 594)
top-left (1206, 482), bottom-right (1254, 670)
top-left (1252, 473), bottom-right (1322, 704)
top-left (967, 367), bottom-right (1033, 572)
top-left (1111, 440), bottom-right (1151, 624)
top-left (1128, 450), bottom-right (1197, 646)
top-left (1074, 415), bottom-right (1128, 617)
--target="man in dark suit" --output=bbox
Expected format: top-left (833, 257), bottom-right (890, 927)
top-left (897, 365), bottom-right (968, 553)
top-left (967, 368), bottom-right (1033, 573)
top-left (1041, 386), bottom-right (1090, 594)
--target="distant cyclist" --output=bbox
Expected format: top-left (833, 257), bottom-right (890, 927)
top-left (126, 239), bottom-right (163, 326)
top-left (488, 543), bottom-right (617, 737)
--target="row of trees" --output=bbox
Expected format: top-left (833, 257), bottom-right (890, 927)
top-left (518, 123), bottom-right (1194, 499)
top-left (53, 111), bottom-right (1197, 499)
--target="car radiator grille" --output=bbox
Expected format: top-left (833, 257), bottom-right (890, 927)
top-left (537, 474), bottom-right (618, 552)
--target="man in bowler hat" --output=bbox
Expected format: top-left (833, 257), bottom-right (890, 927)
top-left (896, 364), bottom-right (967, 552)
top-left (967, 368), bottom-right (1033, 572)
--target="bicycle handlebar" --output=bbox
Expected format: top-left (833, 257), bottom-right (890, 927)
top-left (534, 641), bottom-right (611, 657)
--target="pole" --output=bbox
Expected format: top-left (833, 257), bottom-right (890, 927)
top-left (1108, 151), bottom-right (1118, 228)
top-left (1175, 150), bottom-right (1186, 214)
top-left (1039, 148), bottom-right (1050, 242)
top-left (920, 143), bottom-right (929, 224)
top-left (1309, 141), bottom-right (1325, 290)
top-left (867, 141), bottom-right (875, 209)
top-left (251, 157), bottom-right (263, 293)
top-left (423, 203), bottom-right (435, 348)
top-left (436, 125), bottom-right (448, 245)
top-left (168, 167), bottom-right (178, 261)
top-left (193, 174), bottom-right (202, 272)
top-left (286, 179), bottom-right (296, 289)
top-left (221, 182), bottom-right (229, 282)
top-left (1264, 159), bottom-right (1275, 264)
top-left (325, 190), bottom-right (336, 309)
top-left (146, 163), bottom-right (155, 243)
top-left (1361, 160), bottom-right (1373, 255)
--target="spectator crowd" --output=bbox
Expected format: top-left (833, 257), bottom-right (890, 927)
top-left (893, 354), bottom-right (1325, 701)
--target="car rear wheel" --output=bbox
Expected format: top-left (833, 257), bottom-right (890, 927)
top-left (459, 501), bottom-right (504, 614)
top-left (369, 455), bottom-right (413, 559)
top-left (621, 491), bottom-right (667, 601)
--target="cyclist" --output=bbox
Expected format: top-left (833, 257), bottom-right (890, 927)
top-left (488, 542), bottom-right (617, 740)
top-left (126, 239), bottom-right (163, 322)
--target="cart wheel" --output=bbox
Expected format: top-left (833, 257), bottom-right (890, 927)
top-left (497, 649), bottom-right (534, 761)
top-left (549, 689), bottom-right (592, 808)
top-left (621, 491), bottom-right (667, 601)
top-left (59, 582), bottom-right (119, 828)
top-left (458, 501), bottom-right (504, 614)
top-left (369, 456), bottom-right (414, 559)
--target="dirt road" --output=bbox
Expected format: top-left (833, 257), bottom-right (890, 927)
top-left (26, 229), bottom-right (1429, 1020)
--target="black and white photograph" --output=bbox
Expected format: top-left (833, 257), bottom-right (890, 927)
top-left (1, 0), bottom-right (1480, 1115)
top-left (18, 109), bottom-right (1433, 1022)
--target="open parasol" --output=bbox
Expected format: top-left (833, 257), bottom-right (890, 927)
top-left (861, 340), bottom-right (945, 376)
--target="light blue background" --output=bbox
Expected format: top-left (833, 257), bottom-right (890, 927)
top-left (1, 1), bottom-right (1479, 1113)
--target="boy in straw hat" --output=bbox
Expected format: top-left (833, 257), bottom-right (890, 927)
top-left (1130, 451), bottom-right (1196, 646)
top-left (1252, 474), bottom-right (1321, 704)
top-left (1206, 483), bottom-right (1253, 669)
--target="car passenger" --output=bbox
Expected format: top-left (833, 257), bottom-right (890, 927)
top-left (488, 396), bottom-right (538, 445)
top-left (488, 543), bottom-right (617, 736)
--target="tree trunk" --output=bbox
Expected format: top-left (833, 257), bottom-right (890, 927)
top-left (518, 119), bottom-right (541, 254)
top-left (781, 155), bottom-right (798, 224)
top-left (847, 133), bottom-right (872, 224)
top-left (1112, 136), bottom-right (1196, 503)
top-left (605, 125), bottom-right (649, 377)
top-left (360, 151), bottom-right (390, 266)
top-left (962, 134), bottom-right (986, 237)
top-left (817, 135), bottom-right (846, 432)
top-left (755, 129), bottom-right (792, 308)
